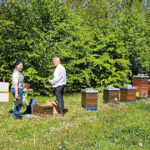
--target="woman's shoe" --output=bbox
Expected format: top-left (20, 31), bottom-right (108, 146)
top-left (14, 114), bottom-right (22, 120)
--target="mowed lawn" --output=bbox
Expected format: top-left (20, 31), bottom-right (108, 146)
top-left (0, 93), bottom-right (150, 150)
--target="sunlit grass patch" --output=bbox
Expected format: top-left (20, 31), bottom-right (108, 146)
top-left (0, 93), bottom-right (150, 149)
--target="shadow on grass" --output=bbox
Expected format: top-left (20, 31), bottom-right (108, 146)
top-left (8, 109), bottom-right (13, 114)
top-left (137, 103), bottom-right (150, 112)
top-left (106, 125), bottom-right (150, 146)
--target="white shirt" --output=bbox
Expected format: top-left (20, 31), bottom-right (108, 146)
top-left (52, 64), bottom-right (66, 88)
top-left (13, 72), bottom-right (19, 83)
top-left (11, 68), bottom-right (25, 89)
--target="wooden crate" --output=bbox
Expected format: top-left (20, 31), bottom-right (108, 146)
top-left (132, 75), bottom-right (149, 99)
top-left (103, 88), bottom-right (120, 104)
top-left (32, 104), bottom-right (53, 116)
top-left (148, 80), bottom-right (150, 98)
top-left (120, 87), bottom-right (136, 102)
top-left (47, 101), bottom-right (59, 115)
top-left (81, 89), bottom-right (98, 109)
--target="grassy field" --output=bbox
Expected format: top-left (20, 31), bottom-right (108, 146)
top-left (0, 93), bottom-right (150, 150)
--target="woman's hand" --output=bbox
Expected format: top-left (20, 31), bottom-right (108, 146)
top-left (15, 93), bottom-right (19, 99)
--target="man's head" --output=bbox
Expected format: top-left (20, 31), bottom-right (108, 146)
top-left (53, 57), bottom-right (60, 67)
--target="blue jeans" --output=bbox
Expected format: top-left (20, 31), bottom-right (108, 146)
top-left (11, 88), bottom-right (23, 116)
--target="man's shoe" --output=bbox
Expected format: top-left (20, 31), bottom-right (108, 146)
top-left (59, 111), bottom-right (64, 116)
top-left (14, 114), bottom-right (22, 120)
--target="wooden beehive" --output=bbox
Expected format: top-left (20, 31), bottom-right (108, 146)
top-left (132, 75), bottom-right (149, 99)
top-left (120, 87), bottom-right (137, 103)
top-left (47, 101), bottom-right (59, 115)
top-left (148, 80), bottom-right (150, 98)
top-left (103, 88), bottom-right (120, 104)
top-left (81, 88), bottom-right (98, 109)
top-left (32, 104), bottom-right (53, 116)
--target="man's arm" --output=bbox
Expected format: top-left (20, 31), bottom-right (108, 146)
top-left (49, 68), bottom-right (61, 85)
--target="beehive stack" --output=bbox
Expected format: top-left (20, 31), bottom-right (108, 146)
top-left (81, 88), bottom-right (98, 110)
top-left (120, 86), bottom-right (137, 103)
top-left (148, 80), bottom-right (150, 98)
top-left (132, 75), bottom-right (149, 99)
top-left (32, 104), bottom-right (53, 116)
top-left (103, 88), bottom-right (120, 104)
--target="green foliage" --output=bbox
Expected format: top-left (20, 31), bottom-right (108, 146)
top-left (88, 21), bottom-right (131, 90)
top-left (0, 0), bottom-right (149, 95)
top-left (115, 2), bottom-right (150, 75)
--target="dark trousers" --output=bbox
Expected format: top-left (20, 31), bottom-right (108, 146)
top-left (55, 85), bottom-right (65, 114)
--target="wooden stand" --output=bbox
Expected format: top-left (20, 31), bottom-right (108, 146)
top-left (120, 87), bottom-right (136, 103)
top-left (103, 88), bottom-right (120, 105)
top-left (133, 75), bottom-right (149, 99)
top-left (81, 88), bottom-right (98, 110)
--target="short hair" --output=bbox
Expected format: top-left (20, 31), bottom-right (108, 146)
top-left (16, 58), bottom-right (24, 66)
top-left (53, 57), bottom-right (60, 62)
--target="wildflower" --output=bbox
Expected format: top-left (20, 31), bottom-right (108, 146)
top-left (139, 142), bottom-right (143, 146)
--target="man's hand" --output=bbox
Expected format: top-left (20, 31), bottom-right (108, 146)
top-left (48, 80), bottom-right (52, 84)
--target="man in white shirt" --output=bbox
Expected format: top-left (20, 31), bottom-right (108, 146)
top-left (49, 57), bottom-right (66, 115)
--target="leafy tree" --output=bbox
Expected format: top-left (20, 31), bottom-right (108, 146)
top-left (0, 0), bottom-right (92, 94)
top-left (0, 0), bottom-right (149, 95)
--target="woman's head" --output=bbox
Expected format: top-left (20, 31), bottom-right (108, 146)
top-left (15, 58), bottom-right (24, 71)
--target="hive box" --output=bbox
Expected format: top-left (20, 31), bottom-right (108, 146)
top-left (103, 88), bottom-right (120, 104)
top-left (81, 88), bottom-right (98, 110)
top-left (148, 80), bottom-right (150, 98)
top-left (32, 104), bottom-right (53, 116)
top-left (133, 75), bottom-right (149, 99)
top-left (120, 87), bottom-right (137, 103)
top-left (47, 101), bottom-right (59, 115)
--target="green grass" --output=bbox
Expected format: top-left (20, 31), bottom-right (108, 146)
top-left (0, 93), bottom-right (150, 150)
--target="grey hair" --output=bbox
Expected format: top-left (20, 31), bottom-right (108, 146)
top-left (53, 57), bottom-right (60, 62)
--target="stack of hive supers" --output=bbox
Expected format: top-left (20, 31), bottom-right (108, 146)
top-left (120, 86), bottom-right (137, 103)
top-left (103, 87), bottom-right (120, 104)
top-left (132, 75), bottom-right (149, 99)
top-left (81, 88), bottom-right (98, 110)
top-left (148, 80), bottom-right (150, 98)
